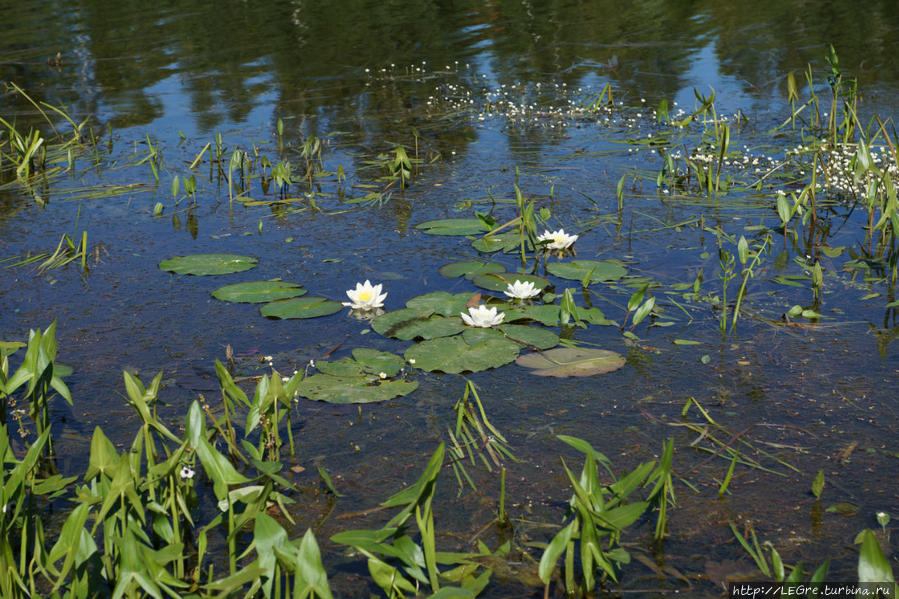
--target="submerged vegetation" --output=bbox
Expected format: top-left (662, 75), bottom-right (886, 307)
top-left (2, 40), bottom-right (898, 597)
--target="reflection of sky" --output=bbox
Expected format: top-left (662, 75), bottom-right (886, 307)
top-left (674, 41), bottom-right (756, 114)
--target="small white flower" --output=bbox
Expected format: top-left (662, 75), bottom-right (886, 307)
top-left (537, 228), bottom-right (578, 251)
top-left (461, 304), bottom-right (505, 328)
top-left (504, 279), bottom-right (540, 301)
top-left (342, 280), bottom-right (387, 311)
top-left (408, 358), bottom-right (416, 365)
top-left (264, 355), bottom-right (273, 363)
top-left (379, 372), bottom-right (387, 379)
top-left (180, 466), bottom-right (195, 480)
top-left (282, 376), bottom-right (289, 382)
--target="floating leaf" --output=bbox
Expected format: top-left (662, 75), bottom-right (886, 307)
top-left (159, 254), bottom-right (258, 275)
top-left (212, 280), bottom-right (306, 303)
top-left (296, 349), bottom-right (414, 403)
top-left (416, 218), bottom-right (490, 236)
top-left (545, 260), bottom-right (627, 284)
top-left (472, 272), bottom-right (551, 293)
top-left (515, 347), bottom-right (626, 377)
top-left (498, 324), bottom-right (559, 350)
top-left (673, 339), bottom-right (701, 346)
top-left (260, 297), bottom-right (342, 319)
top-left (505, 304), bottom-right (560, 326)
top-left (471, 231), bottom-right (523, 253)
top-left (372, 307), bottom-right (466, 340)
top-left (404, 328), bottom-right (520, 373)
top-left (405, 291), bottom-right (472, 317)
top-left (439, 260), bottom-right (504, 279)
top-left (350, 348), bottom-right (406, 377)
top-left (296, 375), bottom-right (417, 404)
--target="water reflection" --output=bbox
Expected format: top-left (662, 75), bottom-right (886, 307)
top-left (3, 0), bottom-right (897, 137)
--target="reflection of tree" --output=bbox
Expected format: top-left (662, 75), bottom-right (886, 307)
top-left (5, 0), bottom-right (899, 137)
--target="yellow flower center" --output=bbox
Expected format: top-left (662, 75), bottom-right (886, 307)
top-left (358, 290), bottom-right (372, 301)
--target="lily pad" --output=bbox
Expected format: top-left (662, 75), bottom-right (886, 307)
top-left (515, 347), bottom-right (626, 377)
top-left (439, 260), bottom-right (505, 279)
top-left (416, 218), bottom-right (491, 236)
top-left (505, 304), bottom-right (561, 326)
top-left (159, 254), bottom-right (258, 275)
top-left (471, 231), bottom-right (524, 253)
top-left (296, 375), bottom-right (418, 404)
top-left (212, 280), bottom-right (306, 303)
top-left (260, 296), bottom-right (342, 319)
top-left (497, 324), bottom-right (559, 350)
top-left (404, 328), bottom-right (520, 373)
top-left (371, 307), bottom-right (466, 340)
top-left (471, 272), bottom-right (551, 293)
top-left (405, 291), bottom-right (473, 317)
top-left (545, 260), bottom-right (627, 284)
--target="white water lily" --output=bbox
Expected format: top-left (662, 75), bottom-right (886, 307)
top-left (342, 280), bottom-right (387, 310)
top-left (504, 279), bottom-right (540, 301)
top-left (537, 228), bottom-right (578, 250)
top-left (461, 304), bottom-right (505, 328)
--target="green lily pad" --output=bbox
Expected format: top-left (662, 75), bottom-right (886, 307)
top-left (260, 297), bottom-right (342, 319)
top-left (416, 218), bottom-right (491, 236)
top-left (350, 348), bottom-right (407, 377)
top-left (471, 231), bottom-right (525, 253)
top-left (439, 260), bottom-right (505, 279)
top-left (497, 324), bottom-right (559, 350)
top-left (405, 291), bottom-right (473, 317)
top-left (515, 347), bottom-right (626, 377)
top-left (212, 280), bottom-right (306, 303)
top-left (404, 328), bottom-right (520, 373)
top-left (296, 375), bottom-right (418, 404)
top-left (545, 260), bottom-right (627, 284)
top-left (471, 272), bottom-right (551, 293)
top-left (505, 304), bottom-right (561, 326)
top-left (371, 307), bottom-right (466, 340)
top-left (159, 254), bottom-right (258, 275)
top-left (315, 349), bottom-right (407, 378)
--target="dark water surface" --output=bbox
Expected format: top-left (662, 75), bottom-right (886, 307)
top-left (2, 0), bottom-right (898, 596)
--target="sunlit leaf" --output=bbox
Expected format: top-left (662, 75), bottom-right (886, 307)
top-left (516, 347), bottom-right (626, 377)
top-left (416, 218), bottom-right (491, 235)
top-left (296, 374), bottom-right (417, 404)
top-left (260, 297), bottom-right (342, 319)
top-left (546, 260), bottom-right (627, 283)
top-left (211, 280), bottom-right (306, 303)
top-left (372, 307), bottom-right (466, 340)
top-left (404, 328), bottom-right (520, 373)
top-left (158, 253), bottom-right (257, 275)
top-left (471, 231), bottom-right (524, 253)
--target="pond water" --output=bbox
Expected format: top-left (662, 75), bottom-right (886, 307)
top-left (2, 0), bottom-right (899, 596)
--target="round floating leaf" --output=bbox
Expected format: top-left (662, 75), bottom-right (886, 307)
top-left (406, 291), bottom-right (473, 317)
top-left (212, 280), bottom-right (306, 303)
top-left (504, 304), bottom-right (560, 326)
top-left (416, 218), bottom-right (490, 236)
top-left (472, 272), bottom-right (551, 293)
top-left (439, 260), bottom-right (505, 279)
top-left (351, 348), bottom-right (406, 377)
top-left (159, 254), bottom-right (258, 275)
top-left (516, 347), bottom-right (626, 377)
top-left (260, 296), bottom-right (342, 319)
top-left (296, 375), bottom-right (418, 404)
top-left (315, 358), bottom-right (365, 377)
top-left (471, 231), bottom-right (523, 253)
top-left (546, 260), bottom-right (627, 284)
top-left (405, 328), bottom-right (520, 373)
top-left (498, 324), bottom-right (559, 350)
top-left (371, 307), bottom-right (465, 340)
